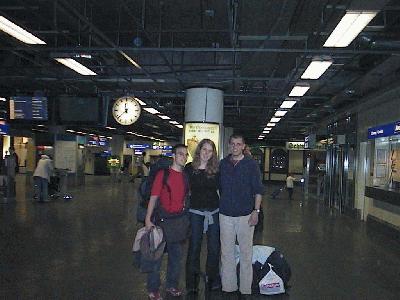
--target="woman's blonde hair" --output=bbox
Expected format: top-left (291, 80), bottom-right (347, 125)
top-left (192, 139), bottom-right (219, 176)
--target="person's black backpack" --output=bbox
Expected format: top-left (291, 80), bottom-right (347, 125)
top-left (265, 250), bottom-right (291, 288)
top-left (136, 157), bottom-right (172, 223)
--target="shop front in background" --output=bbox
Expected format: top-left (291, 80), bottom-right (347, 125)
top-left (364, 121), bottom-right (400, 210)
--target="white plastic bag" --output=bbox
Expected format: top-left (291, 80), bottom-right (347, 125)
top-left (252, 245), bottom-right (275, 265)
top-left (234, 244), bottom-right (275, 265)
top-left (259, 264), bottom-right (285, 295)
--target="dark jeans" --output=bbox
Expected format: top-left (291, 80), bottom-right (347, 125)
top-left (288, 187), bottom-right (293, 200)
top-left (147, 241), bottom-right (183, 292)
top-left (34, 176), bottom-right (48, 202)
top-left (186, 211), bottom-right (220, 290)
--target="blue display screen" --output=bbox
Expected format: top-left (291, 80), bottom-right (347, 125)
top-left (10, 96), bottom-right (48, 120)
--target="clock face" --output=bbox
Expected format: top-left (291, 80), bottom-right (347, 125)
top-left (112, 96), bottom-right (141, 125)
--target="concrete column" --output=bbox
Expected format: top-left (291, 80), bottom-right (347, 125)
top-left (223, 126), bottom-right (233, 158)
top-left (185, 87), bottom-right (223, 123)
top-left (184, 87), bottom-right (224, 159)
top-left (110, 135), bottom-right (124, 159)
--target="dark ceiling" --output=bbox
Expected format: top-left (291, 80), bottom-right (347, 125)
top-left (1, 0), bottom-right (400, 144)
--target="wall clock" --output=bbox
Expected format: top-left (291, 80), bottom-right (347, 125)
top-left (112, 96), bottom-right (141, 125)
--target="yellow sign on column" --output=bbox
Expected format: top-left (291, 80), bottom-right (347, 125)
top-left (184, 122), bottom-right (220, 162)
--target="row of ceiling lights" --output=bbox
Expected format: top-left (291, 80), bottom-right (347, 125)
top-left (258, 10), bottom-right (378, 140)
top-left (134, 97), bottom-right (183, 130)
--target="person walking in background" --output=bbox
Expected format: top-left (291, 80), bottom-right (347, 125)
top-left (286, 173), bottom-right (296, 200)
top-left (185, 139), bottom-right (221, 294)
top-left (144, 144), bottom-right (189, 300)
top-left (219, 134), bottom-right (264, 297)
top-left (33, 155), bottom-right (53, 203)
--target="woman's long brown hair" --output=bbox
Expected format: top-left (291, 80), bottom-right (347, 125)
top-left (191, 139), bottom-right (219, 176)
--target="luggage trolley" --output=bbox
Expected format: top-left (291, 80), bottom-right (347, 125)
top-left (54, 168), bottom-right (73, 200)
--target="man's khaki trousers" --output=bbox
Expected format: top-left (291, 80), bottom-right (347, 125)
top-left (219, 213), bottom-right (254, 295)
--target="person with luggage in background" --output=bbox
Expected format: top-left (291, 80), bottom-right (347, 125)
top-left (144, 144), bottom-right (189, 300)
top-left (286, 173), bottom-right (296, 200)
top-left (33, 154), bottom-right (54, 203)
top-left (185, 139), bottom-right (221, 294)
top-left (219, 134), bottom-right (264, 297)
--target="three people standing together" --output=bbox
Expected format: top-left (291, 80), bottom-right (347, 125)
top-left (143, 134), bottom-right (264, 299)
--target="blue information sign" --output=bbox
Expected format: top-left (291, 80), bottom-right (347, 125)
top-left (0, 124), bottom-right (9, 135)
top-left (126, 143), bottom-right (151, 150)
top-left (368, 121), bottom-right (400, 139)
top-left (10, 96), bottom-right (48, 120)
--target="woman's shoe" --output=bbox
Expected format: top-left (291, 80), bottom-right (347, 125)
top-left (148, 291), bottom-right (163, 300)
top-left (165, 287), bottom-right (182, 297)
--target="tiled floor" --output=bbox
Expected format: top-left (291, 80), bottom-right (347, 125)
top-left (1, 175), bottom-right (399, 299)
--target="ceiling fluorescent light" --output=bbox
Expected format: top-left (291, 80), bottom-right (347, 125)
top-left (176, 124), bottom-right (183, 128)
top-left (275, 110), bottom-right (288, 117)
top-left (169, 120), bottom-right (179, 125)
top-left (55, 58), bottom-right (97, 76)
top-left (270, 117), bottom-right (281, 123)
top-left (0, 97), bottom-right (6, 101)
top-left (323, 11), bottom-right (378, 47)
top-left (266, 123), bottom-right (276, 127)
top-left (158, 115), bottom-right (171, 120)
top-left (264, 127), bottom-right (272, 131)
top-left (289, 85), bottom-right (310, 97)
top-left (119, 51), bottom-right (142, 69)
top-left (134, 97), bottom-right (146, 106)
top-left (280, 100), bottom-right (297, 109)
top-left (301, 60), bottom-right (333, 79)
top-left (143, 107), bottom-right (160, 114)
top-left (0, 16), bottom-right (46, 44)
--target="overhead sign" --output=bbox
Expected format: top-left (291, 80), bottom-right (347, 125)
top-left (184, 122), bottom-right (220, 162)
top-left (126, 143), bottom-right (151, 149)
top-left (368, 121), bottom-right (400, 139)
top-left (9, 96), bottom-right (48, 120)
top-left (0, 124), bottom-right (9, 135)
top-left (87, 136), bottom-right (109, 147)
top-left (304, 134), bottom-right (316, 149)
top-left (286, 141), bottom-right (305, 150)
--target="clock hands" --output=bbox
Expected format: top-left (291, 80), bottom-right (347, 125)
top-left (117, 111), bottom-right (125, 119)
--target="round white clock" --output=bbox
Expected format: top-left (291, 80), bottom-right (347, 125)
top-left (112, 96), bottom-right (141, 125)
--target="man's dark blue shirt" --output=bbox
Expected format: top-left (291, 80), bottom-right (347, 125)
top-left (219, 155), bottom-right (265, 216)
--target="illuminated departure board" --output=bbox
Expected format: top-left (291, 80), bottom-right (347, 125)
top-left (9, 96), bottom-right (48, 120)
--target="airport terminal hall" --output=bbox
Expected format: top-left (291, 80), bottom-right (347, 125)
top-left (1, 0), bottom-right (400, 299)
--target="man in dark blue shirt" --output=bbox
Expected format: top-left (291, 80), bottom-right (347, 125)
top-left (219, 134), bottom-right (264, 296)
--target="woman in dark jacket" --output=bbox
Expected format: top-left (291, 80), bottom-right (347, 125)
top-left (185, 138), bottom-right (221, 293)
